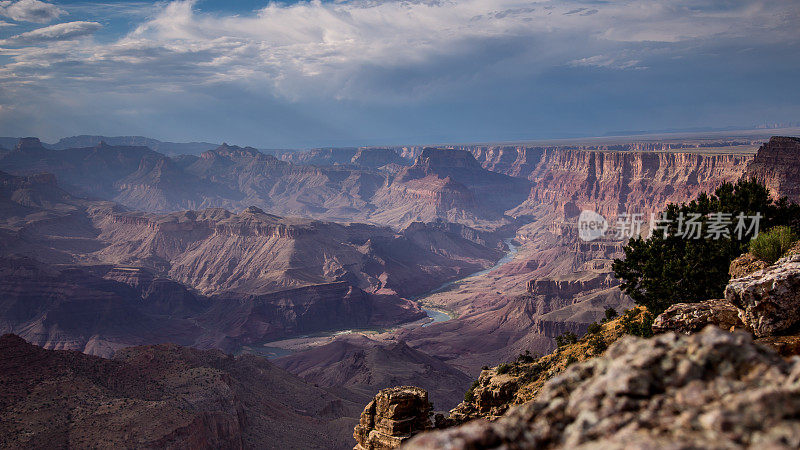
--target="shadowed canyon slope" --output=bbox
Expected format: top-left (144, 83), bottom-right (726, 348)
top-left (275, 334), bottom-right (472, 411)
top-left (744, 136), bottom-right (800, 203)
top-left (0, 334), bottom-right (362, 449)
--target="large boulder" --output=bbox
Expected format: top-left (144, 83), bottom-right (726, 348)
top-left (405, 327), bottom-right (800, 449)
top-left (725, 255), bottom-right (800, 337)
top-left (652, 299), bottom-right (745, 335)
top-left (354, 386), bottom-right (432, 450)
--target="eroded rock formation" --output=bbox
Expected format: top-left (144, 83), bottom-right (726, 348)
top-left (275, 335), bottom-right (472, 411)
top-left (353, 387), bottom-right (432, 450)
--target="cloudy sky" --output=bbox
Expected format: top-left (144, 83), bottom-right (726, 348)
top-left (0, 0), bottom-right (798, 148)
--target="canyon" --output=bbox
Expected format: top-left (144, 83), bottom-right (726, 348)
top-left (3, 134), bottom-right (796, 449)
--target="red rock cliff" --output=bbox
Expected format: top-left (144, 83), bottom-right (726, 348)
top-left (744, 136), bottom-right (800, 202)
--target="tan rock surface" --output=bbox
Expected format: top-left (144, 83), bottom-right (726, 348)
top-left (652, 299), bottom-right (745, 335)
top-left (725, 255), bottom-right (800, 337)
top-left (354, 386), bottom-right (432, 450)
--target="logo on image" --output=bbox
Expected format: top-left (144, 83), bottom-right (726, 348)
top-left (578, 210), bottom-right (608, 242)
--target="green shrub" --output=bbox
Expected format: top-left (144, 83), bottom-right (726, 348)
top-left (749, 225), bottom-right (798, 264)
top-left (613, 179), bottom-right (800, 315)
top-left (555, 332), bottom-right (578, 348)
top-left (464, 389), bottom-right (474, 403)
top-left (587, 322), bottom-right (601, 334)
top-left (516, 350), bottom-right (535, 363)
top-left (604, 307), bottom-right (618, 322)
top-left (587, 335), bottom-right (607, 354)
top-left (517, 362), bottom-right (546, 383)
top-left (620, 309), bottom-right (655, 338)
top-left (464, 380), bottom-right (480, 403)
top-left (496, 363), bottom-right (511, 375)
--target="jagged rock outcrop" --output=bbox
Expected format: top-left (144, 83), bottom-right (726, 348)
top-left (726, 254), bottom-right (800, 337)
top-left (406, 327), bottom-right (800, 449)
top-left (652, 299), bottom-right (745, 334)
top-left (744, 136), bottom-right (800, 202)
top-left (729, 252), bottom-right (770, 279)
top-left (440, 308), bottom-right (651, 428)
top-left (353, 386), bottom-right (432, 450)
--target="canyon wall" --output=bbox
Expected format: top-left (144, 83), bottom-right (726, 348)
top-left (519, 149), bottom-right (753, 218)
top-left (744, 136), bottom-right (800, 202)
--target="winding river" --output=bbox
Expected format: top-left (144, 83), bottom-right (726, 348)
top-left (418, 237), bottom-right (519, 325)
top-left (243, 237), bottom-right (519, 357)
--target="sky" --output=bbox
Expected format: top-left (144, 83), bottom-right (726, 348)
top-left (0, 0), bottom-right (798, 149)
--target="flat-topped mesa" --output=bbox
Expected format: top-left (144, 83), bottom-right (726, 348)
top-left (396, 148), bottom-right (484, 183)
top-left (354, 386), bottom-right (433, 450)
top-left (416, 148), bottom-right (483, 171)
top-left (14, 137), bottom-right (47, 153)
top-left (744, 136), bottom-right (800, 202)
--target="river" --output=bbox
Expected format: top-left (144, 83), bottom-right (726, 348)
top-left (241, 237), bottom-right (519, 357)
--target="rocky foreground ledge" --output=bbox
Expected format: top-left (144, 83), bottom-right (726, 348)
top-left (353, 248), bottom-right (800, 449)
top-left (404, 327), bottom-right (800, 449)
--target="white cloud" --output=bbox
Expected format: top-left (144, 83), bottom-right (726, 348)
top-left (0, 21), bottom-right (102, 46)
top-left (0, 0), bottom-right (64, 23)
top-left (0, 0), bottom-right (797, 103)
top-left (569, 55), bottom-right (643, 70)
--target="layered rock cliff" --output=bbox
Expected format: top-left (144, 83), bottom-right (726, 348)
top-left (744, 136), bottom-right (800, 202)
top-left (513, 148), bottom-right (753, 218)
top-left (91, 206), bottom-right (501, 297)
